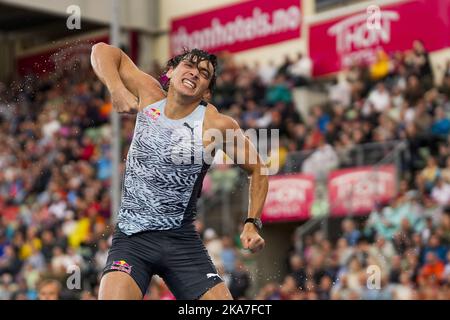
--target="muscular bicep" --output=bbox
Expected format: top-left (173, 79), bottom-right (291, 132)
top-left (220, 117), bottom-right (263, 175)
top-left (227, 132), bottom-right (261, 174)
top-left (118, 52), bottom-right (165, 103)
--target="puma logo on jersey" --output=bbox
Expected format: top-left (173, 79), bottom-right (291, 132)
top-left (183, 122), bottom-right (196, 135)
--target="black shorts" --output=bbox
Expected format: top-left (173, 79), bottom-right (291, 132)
top-left (102, 225), bottom-right (223, 300)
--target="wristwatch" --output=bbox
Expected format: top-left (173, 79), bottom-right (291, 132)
top-left (244, 218), bottom-right (263, 231)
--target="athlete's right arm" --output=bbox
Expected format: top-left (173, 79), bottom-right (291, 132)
top-left (91, 42), bottom-right (165, 113)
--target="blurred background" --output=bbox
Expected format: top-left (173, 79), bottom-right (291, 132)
top-left (0, 0), bottom-right (449, 300)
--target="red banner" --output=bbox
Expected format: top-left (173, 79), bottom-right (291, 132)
top-left (17, 34), bottom-right (108, 76)
top-left (328, 165), bottom-right (396, 217)
top-left (170, 0), bottom-right (302, 56)
top-left (261, 173), bottom-right (314, 223)
top-left (309, 0), bottom-right (450, 76)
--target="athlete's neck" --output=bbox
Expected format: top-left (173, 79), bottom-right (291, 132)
top-left (165, 91), bottom-right (201, 120)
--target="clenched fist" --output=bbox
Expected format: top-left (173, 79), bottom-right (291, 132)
top-left (240, 223), bottom-right (265, 253)
top-left (111, 86), bottom-right (139, 114)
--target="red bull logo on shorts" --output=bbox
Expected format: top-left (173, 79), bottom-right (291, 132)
top-left (111, 260), bottom-right (132, 274)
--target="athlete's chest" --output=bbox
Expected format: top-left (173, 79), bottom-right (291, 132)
top-left (131, 112), bottom-right (205, 165)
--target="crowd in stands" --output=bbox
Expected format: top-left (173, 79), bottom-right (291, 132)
top-left (0, 38), bottom-right (449, 299)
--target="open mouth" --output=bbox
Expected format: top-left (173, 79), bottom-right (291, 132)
top-left (182, 79), bottom-right (196, 89)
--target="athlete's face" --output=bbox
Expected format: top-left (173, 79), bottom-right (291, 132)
top-left (167, 57), bottom-right (213, 101)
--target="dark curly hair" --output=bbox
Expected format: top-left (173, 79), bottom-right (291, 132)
top-left (162, 48), bottom-right (218, 94)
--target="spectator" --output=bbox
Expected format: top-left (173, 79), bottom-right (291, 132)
top-left (288, 254), bottom-right (306, 290)
top-left (431, 177), bottom-right (450, 206)
top-left (316, 275), bottom-right (333, 300)
top-left (204, 228), bottom-right (223, 271)
top-left (265, 74), bottom-right (292, 105)
top-left (279, 274), bottom-right (299, 300)
top-left (335, 237), bottom-right (354, 266)
top-left (404, 74), bottom-right (424, 105)
top-left (221, 235), bottom-right (237, 274)
top-left (370, 50), bottom-right (390, 81)
top-left (302, 137), bottom-right (339, 180)
top-left (258, 60), bottom-right (277, 86)
top-left (94, 239), bottom-right (109, 272)
top-left (329, 76), bottom-right (352, 107)
top-left (229, 260), bottom-right (250, 299)
top-left (412, 40), bottom-right (434, 90)
top-left (345, 256), bottom-right (364, 292)
top-left (37, 279), bottom-right (61, 300)
top-left (364, 82), bottom-right (390, 114)
top-left (392, 272), bottom-right (415, 300)
top-left (255, 282), bottom-right (281, 300)
top-left (414, 100), bottom-right (433, 134)
top-left (422, 235), bottom-right (447, 263)
top-left (342, 219), bottom-right (361, 246)
top-left (0, 246), bottom-right (22, 277)
top-left (417, 157), bottom-right (440, 192)
top-left (431, 106), bottom-right (450, 136)
top-left (438, 62), bottom-right (450, 98)
top-left (389, 255), bottom-right (403, 284)
top-left (288, 52), bottom-right (313, 87)
top-left (419, 252), bottom-right (445, 283)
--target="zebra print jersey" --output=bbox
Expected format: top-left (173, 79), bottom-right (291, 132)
top-left (117, 98), bottom-right (210, 235)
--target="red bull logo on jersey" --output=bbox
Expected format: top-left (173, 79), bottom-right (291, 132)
top-left (111, 260), bottom-right (132, 274)
top-left (145, 107), bottom-right (161, 120)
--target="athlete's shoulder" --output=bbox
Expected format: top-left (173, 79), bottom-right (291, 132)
top-left (204, 103), bottom-right (240, 133)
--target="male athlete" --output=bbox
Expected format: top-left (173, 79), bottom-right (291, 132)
top-left (91, 43), bottom-right (268, 300)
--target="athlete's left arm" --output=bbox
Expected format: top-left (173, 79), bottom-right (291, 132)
top-left (214, 113), bottom-right (268, 253)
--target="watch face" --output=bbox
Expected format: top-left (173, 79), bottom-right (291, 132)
top-left (254, 219), bottom-right (262, 229)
